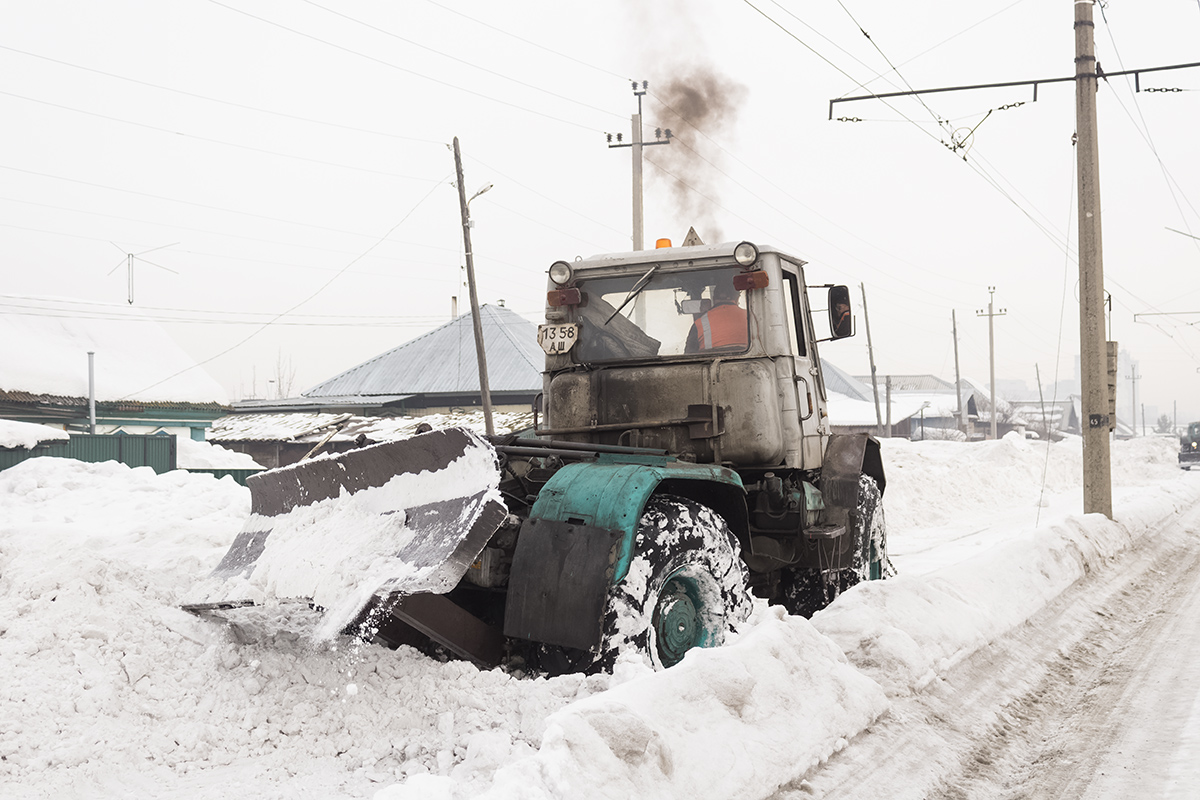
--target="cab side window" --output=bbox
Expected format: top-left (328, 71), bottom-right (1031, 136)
top-left (782, 271), bottom-right (807, 357)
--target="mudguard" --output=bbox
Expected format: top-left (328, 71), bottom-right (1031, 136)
top-left (503, 455), bottom-right (744, 651)
top-left (789, 432), bottom-right (884, 571)
top-left (182, 427), bottom-right (507, 637)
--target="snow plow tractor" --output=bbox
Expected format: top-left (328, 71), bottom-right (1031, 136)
top-left (183, 239), bottom-right (888, 672)
top-left (1181, 422), bottom-right (1200, 469)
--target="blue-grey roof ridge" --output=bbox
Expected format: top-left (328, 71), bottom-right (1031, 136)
top-left (303, 304), bottom-right (543, 398)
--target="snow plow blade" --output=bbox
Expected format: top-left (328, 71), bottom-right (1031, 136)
top-left (181, 427), bottom-right (507, 638)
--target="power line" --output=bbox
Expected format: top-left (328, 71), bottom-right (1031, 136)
top-left (124, 173), bottom-right (452, 398)
top-left (420, 0), bottom-right (627, 82)
top-left (0, 195), bottom-right (459, 260)
top-left (299, 0), bottom-right (623, 122)
top-left (0, 44), bottom-right (445, 145)
top-left (206, 0), bottom-right (605, 133)
top-left (0, 90), bottom-right (443, 182)
top-left (0, 164), bottom-right (427, 241)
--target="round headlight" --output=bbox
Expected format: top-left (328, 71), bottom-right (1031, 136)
top-left (548, 261), bottom-right (573, 286)
top-left (733, 241), bottom-right (759, 268)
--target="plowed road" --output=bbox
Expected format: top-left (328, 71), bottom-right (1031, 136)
top-left (772, 506), bottom-right (1200, 799)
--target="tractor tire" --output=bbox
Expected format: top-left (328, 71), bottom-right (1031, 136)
top-left (780, 473), bottom-right (889, 618)
top-left (595, 495), bottom-right (752, 671)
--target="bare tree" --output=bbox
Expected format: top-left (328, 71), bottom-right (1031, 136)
top-left (1155, 413), bottom-right (1174, 434)
top-left (274, 350), bottom-right (297, 399)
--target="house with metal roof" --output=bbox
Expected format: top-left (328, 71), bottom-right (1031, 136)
top-left (0, 311), bottom-right (229, 440)
top-left (232, 304), bottom-right (543, 416)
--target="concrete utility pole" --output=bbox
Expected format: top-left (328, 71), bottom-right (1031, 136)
top-left (1075, 0), bottom-right (1113, 517)
top-left (1126, 361), bottom-right (1140, 435)
top-left (861, 283), bottom-right (884, 435)
top-left (952, 310), bottom-right (966, 434)
top-left (607, 81), bottom-right (671, 251)
top-left (452, 136), bottom-right (495, 437)
top-left (87, 351), bottom-right (96, 434)
top-left (976, 287), bottom-right (1006, 440)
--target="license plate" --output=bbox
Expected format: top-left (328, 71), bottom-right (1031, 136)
top-left (537, 323), bottom-right (579, 355)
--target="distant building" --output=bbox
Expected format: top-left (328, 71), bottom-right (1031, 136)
top-left (0, 311), bottom-right (228, 440)
top-left (842, 373), bottom-right (1019, 440)
top-left (216, 305), bottom-right (543, 466)
top-left (232, 304), bottom-right (541, 416)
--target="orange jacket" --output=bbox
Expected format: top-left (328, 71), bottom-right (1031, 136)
top-left (694, 303), bottom-right (748, 349)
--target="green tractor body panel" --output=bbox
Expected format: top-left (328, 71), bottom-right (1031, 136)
top-left (528, 454), bottom-right (745, 584)
top-left (502, 455), bottom-right (745, 652)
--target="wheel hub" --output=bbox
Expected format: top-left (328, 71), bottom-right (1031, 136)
top-left (653, 578), bottom-right (700, 667)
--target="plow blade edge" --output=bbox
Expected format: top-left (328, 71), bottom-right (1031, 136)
top-left (182, 427), bottom-right (507, 636)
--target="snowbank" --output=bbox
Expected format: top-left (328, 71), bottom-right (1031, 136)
top-left (475, 609), bottom-right (887, 800)
top-left (176, 437), bottom-right (262, 469)
top-left (0, 457), bottom-right (612, 799)
top-left (0, 419), bottom-right (69, 450)
top-left (814, 434), bottom-right (1199, 697)
top-left (1, 435), bottom-right (1197, 799)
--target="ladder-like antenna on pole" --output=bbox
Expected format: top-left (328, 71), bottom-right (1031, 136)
top-left (107, 242), bottom-right (179, 304)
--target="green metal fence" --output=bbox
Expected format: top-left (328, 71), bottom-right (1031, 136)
top-left (0, 433), bottom-right (178, 474)
top-left (182, 468), bottom-right (264, 486)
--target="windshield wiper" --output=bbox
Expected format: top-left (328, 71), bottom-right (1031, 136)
top-left (604, 265), bottom-right (659, 324)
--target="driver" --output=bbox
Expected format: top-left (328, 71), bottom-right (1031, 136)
top-left (685, 281), bottom-right (748, 353)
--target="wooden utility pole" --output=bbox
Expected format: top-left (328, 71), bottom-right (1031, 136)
top-left (1075, 0), bottom-right (1112, 516)
top-left (607, 81), bottom-right (671, 251)
top-left (952, 310), bottom-right (966, 434)
top-left (861, 283), bottom-right (884, 435)
top-left (452, 136), bottom-right (495, 436)
top-left (885, 375), bottom-right (893, 437)
top-left (1036, 363), bottom-right (1048, 438)
top-left (977, 287), bottom-right (1006, 440)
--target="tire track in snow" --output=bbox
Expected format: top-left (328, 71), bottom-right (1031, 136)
top-left (767, 499), bottom-right (1200, 800)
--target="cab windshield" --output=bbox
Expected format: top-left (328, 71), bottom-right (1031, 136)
top-left (570, 265), bottom-right (750, 362)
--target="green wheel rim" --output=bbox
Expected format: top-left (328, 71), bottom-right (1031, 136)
top-left (653, 577), bottom-right (702, 668)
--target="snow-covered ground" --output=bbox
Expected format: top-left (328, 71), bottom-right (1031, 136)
top-left (1, 434), bottom-right (1197, 799)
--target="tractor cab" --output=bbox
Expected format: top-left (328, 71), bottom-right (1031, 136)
top-left (537, 240), bottom-right (851, 471)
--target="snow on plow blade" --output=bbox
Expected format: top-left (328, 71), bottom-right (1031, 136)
top-left (182, 427), bottom-right (507, 638)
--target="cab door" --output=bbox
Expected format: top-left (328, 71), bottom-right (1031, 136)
top-left (779, 261), bottom-right (827, 468)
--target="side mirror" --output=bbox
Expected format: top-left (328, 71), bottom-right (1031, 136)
top-left (828, 285), bottom-right (853, 339)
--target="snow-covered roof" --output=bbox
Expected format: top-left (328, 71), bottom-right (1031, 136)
top-left (209, 409), bottom-right (535, 443)
top-left (825, 392), bottom-right (936, 427)
top-left (821, 360), bottom-right (874, 402)
top-left (851, 374), bottom-right (955, 392)
top-left (0, 418), bottom-right (70, 449)
top-left (303, 304), bottom-right (542, 398)
top-left (0, 309), bottom-right (228, 404)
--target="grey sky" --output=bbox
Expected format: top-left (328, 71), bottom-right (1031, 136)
top-left (4, 1), bottom-right (1198, 421)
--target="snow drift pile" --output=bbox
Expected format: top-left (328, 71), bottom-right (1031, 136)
top-left (0, 434), bottom-right (1197, 800)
